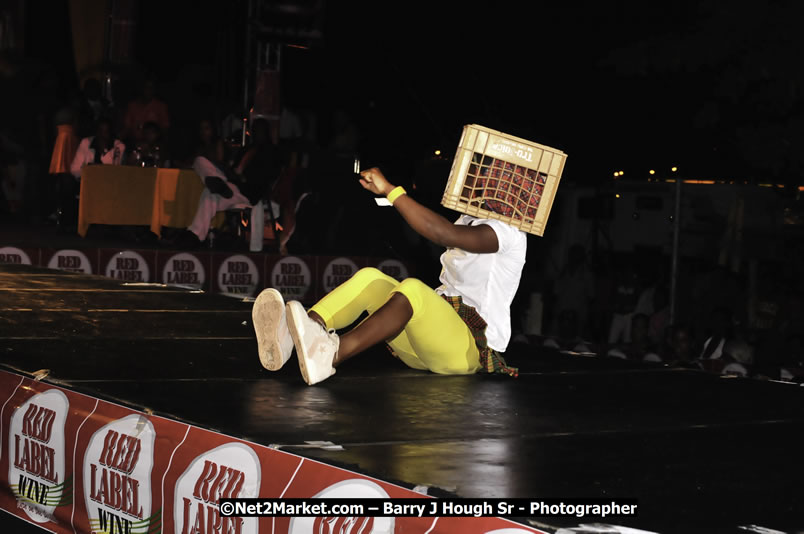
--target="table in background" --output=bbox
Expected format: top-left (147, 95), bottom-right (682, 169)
top-left (78, 166), bottom-right (204, 238)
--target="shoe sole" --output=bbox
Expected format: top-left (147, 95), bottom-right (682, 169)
top-left (252, 289), bottom-right (287, 371)
top-left (286, 301), bottom-right (314, 385)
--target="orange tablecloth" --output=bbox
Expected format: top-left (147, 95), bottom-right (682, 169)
top-left (78, 166), bottom-right (205, 238)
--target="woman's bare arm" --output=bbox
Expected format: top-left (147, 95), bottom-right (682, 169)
top-left (359, 167), bottom-right (498, 254)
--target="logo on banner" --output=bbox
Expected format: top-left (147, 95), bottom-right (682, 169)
top-left (9, 390), bottom-right (70, 523)
top-left (83, 414), bottom-right (158, 534)
top-left (0, 246), bottom-right (32, 265)
top-left (271, 256), bottom-right (311, 300)
top-left (174, 442), bottom-right (261, 534)
top-left (218, 255), bottom-right (259, 297)
top-left (323, 258), bottom-right (358, 293)
top-left (106, 251), bottom-right (150, 283)
top-left (164, 253), bottom-right (205, 289)
top-left (48, 249), bottom-right (92, 274)
top-left (289, 479), bottom-right (394, 534)
top-left (377, 259), bottom-right (408, 281)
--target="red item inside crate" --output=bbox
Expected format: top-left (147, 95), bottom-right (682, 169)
top-left (462, 154), bottom-right (545, 221)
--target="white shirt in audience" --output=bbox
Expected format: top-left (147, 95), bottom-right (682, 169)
top-left (70, 136), bottom-right (125, 178)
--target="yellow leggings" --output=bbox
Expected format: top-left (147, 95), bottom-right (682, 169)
top-left (310, 267), bottom-right (481, 374)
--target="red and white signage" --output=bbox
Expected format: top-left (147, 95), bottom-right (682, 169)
top-left (82, 414), bottom-right (157, 534)
top-left (173, 443), bottom-right (261, 534)
top-left (105, 251), bottom-right (151, 283)
top-left (288, 479), bottom-right (394, 534)
top-left (8, 390), bottom-right (70, 524)
top-left (0, 246), bottom-right (32, 265)
top-left (217, 255), bottom-right (260, 298)
top-left (270, 256), bottom-right (312, 303)
top-left (162, 252), bottom-right (206, 289)
top-left (47, 250), bottom-right (93, 274)
top-left (0, 370), bottom-right (547, 534)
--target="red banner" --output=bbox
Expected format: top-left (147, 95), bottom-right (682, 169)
top-left (0, 370), bottom-right (544, 533)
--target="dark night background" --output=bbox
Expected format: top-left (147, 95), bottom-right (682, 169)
top-left (140, 0), bottom-right (804, 187)
top-left (20, 0), bottom-right (804, 187)
top-left (4, 1), bottom-right (804, 311)
top-left (3, 7), bottom-right (804, 532)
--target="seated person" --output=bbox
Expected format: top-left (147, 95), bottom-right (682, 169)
top-left (128, 121), bottom-right (168, 167)
top-left (660, 323), bottom-right (696, 367)
top-left (181, 118), bottom-right (280, 247)
top-left (609, 313), bottom-right (658, 360)
top-left (70, 118), bottom-right (125, 177)
top-left (608, 266), bottom-right (640, 344)
top-left (61, 117), bottom-right (124, 229)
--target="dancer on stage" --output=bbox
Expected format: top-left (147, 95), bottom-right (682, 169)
top-left (252, 166), bottom-right (528, 385)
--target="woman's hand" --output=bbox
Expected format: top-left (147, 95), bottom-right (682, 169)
top-left (359, 166), bottom-right (498, 253)
top-left (359, 167), bottom-right (395, 196)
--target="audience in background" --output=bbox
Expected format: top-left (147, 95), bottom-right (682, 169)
top-left (59, 118), bottom-right (124, 229)
top-left (608, 313), bottom-right (657, 361)
top-left (662, 323), bottom-right (695, 366)
top-left (533, 250), bottom-right (804, 382)
top-left (4, 53), bottom-right (804, 387)
top-left (552, 244), bottom-right (594, 339)
top-left (70, 118), bottom-right (125, 177)
top-left (608, 265), bottom-right (640, 344)
top-left (180, 118), bottom-right (280, 248)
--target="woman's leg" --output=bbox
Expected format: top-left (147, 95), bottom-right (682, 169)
top-left (305, 267), bottom-right (422, 368)
top-left (332, 277), bottom-right (481, 374)
top-left (308, 267), bottom-right (400, 329)
top-left (334, 293), bottom-right (412, 364)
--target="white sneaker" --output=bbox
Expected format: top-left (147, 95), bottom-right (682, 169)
top-left (252, 288), bottom-right (294, 371)
top-left (285, 300), bottom-right (338, 385)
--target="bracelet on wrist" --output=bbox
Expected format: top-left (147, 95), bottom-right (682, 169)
top-left (386, 186), bottom-right (407, 205)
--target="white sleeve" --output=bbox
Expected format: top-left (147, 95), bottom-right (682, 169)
top-left (480, 219), bottom-right (519, 254)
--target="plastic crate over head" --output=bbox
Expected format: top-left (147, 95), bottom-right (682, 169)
top-left (441, 124), bottom-right (567, 236)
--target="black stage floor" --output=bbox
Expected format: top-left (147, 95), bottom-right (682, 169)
top-left (2, 263), bottom-right (803, 534)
